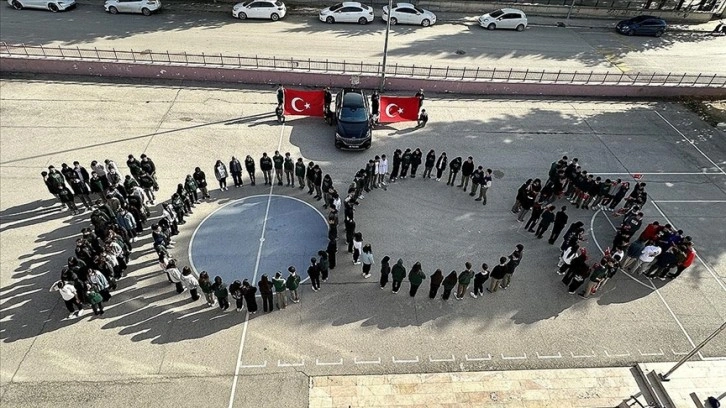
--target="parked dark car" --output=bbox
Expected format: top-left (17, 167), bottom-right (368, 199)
top-left (616, 15), bottom-right (667, 37)
top-left (334, 89), bottom-right (371, 150)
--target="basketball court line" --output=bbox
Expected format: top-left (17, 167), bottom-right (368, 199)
top-left (654, 111), bottom-right (726, 176)
top-left (227, 121), bottom-right (287, 408)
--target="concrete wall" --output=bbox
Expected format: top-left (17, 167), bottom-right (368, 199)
top-left (2, 57), bottom-right (725, 98)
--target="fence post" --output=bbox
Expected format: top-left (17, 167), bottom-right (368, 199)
top-left (475, 67), bottom-right (479, 80)
top-left (509, 68), bottom-right (513, 81)
top-left (76, 46), bottom-right (81, 59)
top-left (59, 45), bottom-right (64, 58)
top-left (428, 65), bottom-right (432, 77)
top-left (257, 55), bottom-right (260, 69)
top-left (491, 67), bottom-right (496, 80)
top-left (706, 74), bottom-right (716, 86)
top-left (150, 52), bottom-right (154, 63)
top-left (394, 63), bottom-right (397, 76)
top-left (202, 52), bottom-right (206, 65)
top-left (523, 68), bottom-right (528, 81)
top-left (343, 60), bottom-right (346, 73)
top-left (663, 72), bottom-right (671, 85)
top-left (24, 44), bottom-right (29, 57)
top-left (692, 73), bottom-right (701, 86)
top-left (461, 67), bottom-right (466, 80)
top-left (95, 47), bottom-right (100, 60)
top-left (587, 71), bottom-right (593, 84)
top-left (131, 48), bottom-right (136, 63)
top-left (677, 73), bottom-right (685, 85)
top-left (40, 44), bottom-right (46, 57)
top-left (167, 51), bottom-right (171, 63)
top-left (631, 72), bottom-right (639, 85)
top-left (309, 58), bottom-right (311, 72)
top-left (602, 72), bottom-right (608, 84)
top-left (445, 66), bottom-right (449, 79)
top-left (325, 59), bottom-right (328, 71)
top-left (648, 72), bottom-right (656, 85)
top-left (239, 54), bottom-right (242, 68)
top-left (555, 70), bottom-right (561, 82)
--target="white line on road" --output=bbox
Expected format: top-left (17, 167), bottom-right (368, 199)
top-left (464, 354), bottom-right (492, 361)
top-left (392, 356), bottom-right (420, 364)
top-left (638, 349), bottom-right (665, 357)
top-left (654, 111), bottom-right (726, 176)
top-left (591, 172), bottom-right (725, 176)
top-left (227, 120), bottom-right (287, 408)
top-left (353, 357), bottom-right (381, 365)
top-left (278, 359), bottom-right (305, 367)
top-left (671, 349), bottom-right (690, 356)
top-left (536, 352), bottom-right (562, 359)
top-left (501, 353), bottom-right (527, 360)
top-left (428, 355), bottom-right (456, 363)
top-left (653, 200), bottom-right (726, 203)
top-left (315, 359), bottom-right (343, 366)
top-left (570, 351), bottom-right (597, 358)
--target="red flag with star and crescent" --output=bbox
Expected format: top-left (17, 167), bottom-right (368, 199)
top-left (378, 96), bottom-right (419, 123)
top-left (283, 89), bottom-right (325, 117)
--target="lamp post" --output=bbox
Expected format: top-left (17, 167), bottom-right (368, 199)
top-left (659, 320), bottom-right (726, 381)
top-left (379, 0), bottom-right (393, 91)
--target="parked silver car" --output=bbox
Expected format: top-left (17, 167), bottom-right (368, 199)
top-left (8, 0), bottom-right (75, 12)
top-left (104, 0), bottom-right (161, 15)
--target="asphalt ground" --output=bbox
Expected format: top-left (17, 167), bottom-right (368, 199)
top-left (1, 5), bottom-right (725, 75)
top-left (0, 77), bottom-right (725, 407)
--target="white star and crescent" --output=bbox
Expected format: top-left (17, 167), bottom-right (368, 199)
top-left (385, 103), bottom-right (402, 118)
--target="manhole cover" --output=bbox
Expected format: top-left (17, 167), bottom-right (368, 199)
top-left (455, 49), bottom-right (466, 55)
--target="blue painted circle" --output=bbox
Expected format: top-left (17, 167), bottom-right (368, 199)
top-left (189, 195), bottom-right (329, 285)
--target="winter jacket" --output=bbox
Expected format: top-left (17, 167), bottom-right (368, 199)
top-left (272, 276), bottom-right (287, 292)
top-left (286, 274), bottom-right (300, 290)
top-left (214, 163), bottom-right (228, 180)
top-left (408, 267), bottom-right (426, 285)
top-left (458, 269), bottom-right (474, 285)
top-left (391, 259), bottom-right (406, 282)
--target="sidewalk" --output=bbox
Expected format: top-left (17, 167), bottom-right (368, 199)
top-left (309, 361), bottom-right (725, 407)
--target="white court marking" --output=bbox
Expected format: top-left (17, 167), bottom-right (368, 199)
top-left (654, 111), bottom-right (726, 176)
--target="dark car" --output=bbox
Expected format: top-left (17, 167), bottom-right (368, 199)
top-left (334, 89), bottom-right (371, 150)
top-left (616, 15), bottom-right (667, 37)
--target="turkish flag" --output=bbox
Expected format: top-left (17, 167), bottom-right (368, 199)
top-left (378, 96), bottom-right (419, 123)
top-left (283, 89), bottom-right (325, 117)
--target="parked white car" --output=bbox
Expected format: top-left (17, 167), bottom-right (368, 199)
top-left (319, 2), bottom-right (374, 25)
top-left (8, 0), bottom-right (75, 12)
top-left (232, 0), bottom-right (286, 21)
top-left (104, 0), bottom-right (161, 15)
top-left (382, 3), bottom-right (435, 27)
top-left (478, 8), bottom-right (528, 31)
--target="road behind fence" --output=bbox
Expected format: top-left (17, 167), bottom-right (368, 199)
top-left (2, 42), bottom-right (725, 89)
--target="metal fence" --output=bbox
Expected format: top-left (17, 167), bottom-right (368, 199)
top-left (2, 43), bottom-right (725, 88)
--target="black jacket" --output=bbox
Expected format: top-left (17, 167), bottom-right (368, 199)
top-left (490, 264), bottom-right (508, 279)
top-left (461, 160), bottom-right (474, 176)
top-left (260, 156), bottom-right (273, 171)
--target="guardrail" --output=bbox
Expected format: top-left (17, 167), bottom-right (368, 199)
top-left (2, 43), bottom-right (725, 88)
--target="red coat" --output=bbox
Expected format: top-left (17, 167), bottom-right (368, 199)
top-left (681, 249), bottom-right (696, 268)
top-left (639, 223), bottom-right (661, 241)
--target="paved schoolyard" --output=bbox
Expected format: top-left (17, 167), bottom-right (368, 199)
top-left (0, 77), bottom-right (724, 407)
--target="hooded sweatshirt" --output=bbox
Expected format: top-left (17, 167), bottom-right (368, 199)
top-left (391, 259), bottom-right (406, 282)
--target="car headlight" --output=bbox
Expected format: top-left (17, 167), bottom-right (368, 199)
top-left (335, 133), bottom-right (342, 139)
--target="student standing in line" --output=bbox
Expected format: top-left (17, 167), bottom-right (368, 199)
top-left (477, 168), bottom-right (493, 205)
top-left (199, 271), bottom-right (215, 307)
top-left (360, 244), bottom-right (374, 278)
top-left (389, 149), bottom-right (402, 182)
top-left (308, 257), bottom-right (321, 292)
top-left (286, 266), bottom-right (301, 303)
top-left (379, 256), bottom-right (391, 289)
top-left (455, 262), bottom-right (475, 300)
top-left (423, 149), bottom-right (436, 179)
top-left (500, 244), bottom-right (524, 290)
top-left (50, 280), bottom-right (84, 319)
top-left (229, 156), bottom-right (243, 188)
top-left (272, 272), bottom-right (287, 309)
top-left (181, 266), bottom-right (200, 301)
top-left (326, 239), bottom-right (337, 271)
top-left (470, 263), bottom-right (490, 299)
top-left (435, 152), bottom-right (448, 181)
top-left (242, 279), bottom-right (258, 314)
top-left (352, 232), bottom-right (363, 265)
top-left (391, 259), bottom-right (406, 294)
top-left (258, 274), bottom-right (274, 312)
top-left (458, 156), bottom-right (474, 190)
top-left (441, 271), bottom-right (458, 300)
top-left (487, 257), bottom-right (509, 293)
top-left (213, 276), bottom-right (230, 311)
top-left (260, 153), bottom-right (273, 186)
top-left (245, 155), bottom-right (256, 186)
top-left (549, 206), bottom-right (569, 244)
top-left (283, 153), bottom-right (295, 187)
top-left (318, 250), bottom-right (330, 281)
top-left (408, 262), bottom-right (426, 297)
top-left (428, 269), bottom-right (443, 299)
top-left (230, 280), bottom-right (245, 312)
top-left (214, 160), bottom-right (228, 191)
top-left (345, 216), bottom-right (356, 253)
top-left (447, 156), bottom-right (462, 186)
top-left (272, 151), bottom-right (284, 186)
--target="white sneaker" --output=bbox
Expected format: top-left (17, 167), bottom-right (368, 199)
top-left (364, 274), bottom-right (371, 279)
top-left (470, 292), bottom-right (477, 299)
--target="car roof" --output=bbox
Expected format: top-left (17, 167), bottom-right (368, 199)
top-left (394, 2), bottom-right (415, 7)
top-left (340, 1), bottom-right (364, 6)
top-left (498, 8), bottom-right (525, 13)
top-left (342, 90), bottom-right (365, 106)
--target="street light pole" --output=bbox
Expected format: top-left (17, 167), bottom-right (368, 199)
top-left (659, 320), bottom-right (726, 381)
top-left (379, 0), bottom-right (393, 91)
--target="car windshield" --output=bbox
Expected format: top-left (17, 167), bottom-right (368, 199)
top-left (242, 0), bottom-right (252, 6)
top-left (414, 6), bottom-right (424, 13)
top-left (489, 9), bottom-right (504, 17)
top-left (340, 107), bottom-right (367, 122)
top-left (329, 3), bottom-right (343, 11)
top-left (275, 1), bottom-right (283, 5)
